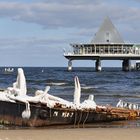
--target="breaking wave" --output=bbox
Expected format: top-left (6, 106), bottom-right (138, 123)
top-left (81, 85), bottom-right (98, 90)
top-left (47, 82), bottom-right (67, 86)
top-left (81, 86), bottom-right (94, 90)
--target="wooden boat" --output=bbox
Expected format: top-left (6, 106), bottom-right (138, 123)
top-left (0, 68), bottom-right (139, 127)
top-left (0, 100), bottom-right (140, 127)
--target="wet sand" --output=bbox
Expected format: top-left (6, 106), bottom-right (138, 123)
top-left (0, 128), bottom-right (140, 140)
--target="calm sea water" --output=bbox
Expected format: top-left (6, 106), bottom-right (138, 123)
top-left (0, 67), bottom-right (140, 128)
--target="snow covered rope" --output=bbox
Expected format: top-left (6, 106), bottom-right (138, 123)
top-left (22, 102), bottom-right (31, 119)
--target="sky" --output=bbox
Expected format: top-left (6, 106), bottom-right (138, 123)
top-left (0, 0), bottom-right (140, 67)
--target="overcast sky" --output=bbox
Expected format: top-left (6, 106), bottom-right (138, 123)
top-left (0, 0), bottom-right (140, 67)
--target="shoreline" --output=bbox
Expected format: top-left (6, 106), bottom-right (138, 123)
top-left (0, 128), bottom-right (140, 140)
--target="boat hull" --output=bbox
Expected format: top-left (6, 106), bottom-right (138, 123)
top-left (0, 101), bottom-right (139, 127)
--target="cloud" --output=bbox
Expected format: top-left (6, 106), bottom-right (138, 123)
top-left (0, 37), bottom-right (73, 49)
top-left (0, 0), bottom-right (140, 66)
top-left (0, 0), bottom-right (139, 31)
top-left (0, 0), bottom-right (140, 43)
top-left (0, 37), bottom-right (69, 66)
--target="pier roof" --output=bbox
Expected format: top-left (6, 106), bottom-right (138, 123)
top-left (91, 17), bottom-right (124, 44)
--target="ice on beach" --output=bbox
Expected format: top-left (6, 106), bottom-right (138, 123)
top-left (0, 68), bottom-right (98, 111)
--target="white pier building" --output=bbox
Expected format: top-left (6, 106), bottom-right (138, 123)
top-left (64, 17), bottom-right (140, 71)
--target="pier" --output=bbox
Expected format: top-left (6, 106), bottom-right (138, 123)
top-left (64, 17), bottom-right (140, 71)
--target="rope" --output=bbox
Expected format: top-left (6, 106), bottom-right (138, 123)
top-left (74, 111), bottom-right (77, 128)
top-left (77, 110), bottom-right (83, 128)
top-left (82, 111), bottom-right (89, 128)
top-left (49, 108), bottom-right (52, 118)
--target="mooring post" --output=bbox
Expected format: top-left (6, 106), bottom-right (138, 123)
top-left (68, 60), bottom-right (72, 71)
top-left (95, 59), bottom-right (102, 71)
top-left (122, 59), bottom-right (130, 71)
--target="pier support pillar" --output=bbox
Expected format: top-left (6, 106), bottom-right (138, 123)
top-left (122, 59), bottom-right (130, 71)
top-left (68, 60), bottom-right (72, 71)
top-left (96, 59), bottom-right (102, 71)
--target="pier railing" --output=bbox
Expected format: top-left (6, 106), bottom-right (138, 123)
top-left (64, 44), bottom-right (140, 56)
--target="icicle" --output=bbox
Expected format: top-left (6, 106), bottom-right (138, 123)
top-left (128, 103), bottom-right (133, 110)
top-left (123, 102), bottom-right (128, 108)
top-left (44, 86), bottom-right (50, 94)
top-left (88, 94), bottom-right (94, 101)
top-left (22, 102), bottom-right (31, 119)
top-left (133, 104), bottom-right (137, 110)
top-left (116, 100), bottom-right (123, 108)
top-left (73, 76), bottom-right (81, 108)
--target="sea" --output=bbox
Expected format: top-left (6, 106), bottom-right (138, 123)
top-left (0, 67), bottom-right (140, 128)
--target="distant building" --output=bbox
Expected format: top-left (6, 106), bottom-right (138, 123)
top-left (64, 17), bottom-right (140, 71)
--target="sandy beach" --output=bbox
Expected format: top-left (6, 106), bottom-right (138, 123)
top-left (0, 128), bottom-right (140, 140)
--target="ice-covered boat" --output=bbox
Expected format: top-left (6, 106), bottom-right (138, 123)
top-left (0, 68), bottom-right (140, 127)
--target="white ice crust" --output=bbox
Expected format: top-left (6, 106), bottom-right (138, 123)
top-left (0, 68), bottom-right (98, 112)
